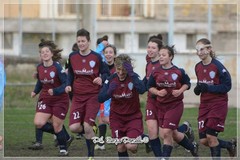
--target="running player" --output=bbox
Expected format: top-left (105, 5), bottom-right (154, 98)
top-left (143, 36), bottom-right (163, 157)
top-left (147, 45), bottom-right (199, 159)
top-left (65, 28), bottom-right (110, 159)
top-left (95, 44), bottom-right (117, 151)
top-left (194, 38), bottom-right (236, 158)
top-left (31, 39), bottom-right (72, 156)
top-left (98, 54), bottom-right (146, 159)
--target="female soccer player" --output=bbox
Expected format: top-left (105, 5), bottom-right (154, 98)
top-left (194, 38), bottom-right (236, 158)
top-left (31, 39), bottom-right (72, 156)
top-left (65, 28), bottom-right (109, 159)
top-left (95, 44), bottom-right (117, 151)
top-left (147, 45), bottom-right (198, 159)
top-left (143, 36), bottom-right (163, 157)
top-left (98, 54), bottom-right (146, 158)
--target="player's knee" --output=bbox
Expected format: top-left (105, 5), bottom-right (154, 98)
top-left (162, 129), bottom-right (173, 140)
top-left (147, 127), bottom-right (158, 139)
top-left (52, 123), bottom-right (63, 133)
top-left (200, 138), bottom-right (208, 146)
top-left (34, 121), bottom-right (45, 129)
top-left (126, 144), bottom-right (138, 153)
top-left (206, 135), bottom-right (218, 147)
top-left (117, 144), bottom-right (127, 152)
top-left (102, 117), bottom-right (109, 124)
top-left (69, 124), bottom-right (82, 133)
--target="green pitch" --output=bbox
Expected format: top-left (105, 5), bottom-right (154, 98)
top-left (3, 85), bottom-right (237, 159)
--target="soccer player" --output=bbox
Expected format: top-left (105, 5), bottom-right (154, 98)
top-left (143, 36), bottom-right (163, 157)
top-left (194, 38), bottom-right (237, 158)
top-left (98, 54), bottom-right (146, 159)
top-left (95, 44), bottom-right (117, 151)
top-left (65, 28), bottom-right (110, 159)
top-left (31, 39), bottom-right (73, 156)
top-left (147, 45), bottom-right (199, 159)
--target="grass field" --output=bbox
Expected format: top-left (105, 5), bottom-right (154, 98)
top-left (2, 64), bottom-right (239, 159)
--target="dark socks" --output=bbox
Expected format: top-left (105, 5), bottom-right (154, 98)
top-left (40, 122), bottom-right (55, 134)
top-left (162, 144), bottom-right (173, 158)
top-left (56, 128), bottom-right (67, 150)
top-left (62, 125), bottom-right (70, 140)
top-left (177, 124), bottom-right (188, 133)
top-left (35, 128), bottom-right (43, 143)
top-left (210, 144), bottom-right (221, 159)
top-left (98, 124), bottom-right (107, 146)
top-left (178, 136), bottom-right (194, 151)
top-left (118, 151), bottom-right (129, 160)
top-left (218, 139), bottom-right (232, 149)
top-left (86, 139), bottom-right (95, 157)
top-left (149, 137), bottom-right (162, 157)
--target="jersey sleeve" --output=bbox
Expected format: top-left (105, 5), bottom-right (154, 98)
top-left (53, 63), bottom-right (67, 95)
top-left (99, 59), bottom-right (110, 83)
top-left (98, 75), bottom-right (113, 103)
top-left (147, 73), bottom-right (156, 90)
top-left (33, 79), bottom-right (42, 94)
top-left (208, 62), bottom-right (232, 94)
top-left (95, 43), bottom-right (106, 62)
top-left (66, 54), bottom-right (74, 86)
top-left (33, 66), bottom-right (42, 94)
top-left (180, 68), bottom-right (191, 90)
top-left (130, 73), bottom-right (146, 94)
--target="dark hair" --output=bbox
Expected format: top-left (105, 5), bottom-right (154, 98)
top-left (76, 28), bottom-right (90, 41)
top-left (160, 45), bottom-right (176, 61)
top-left (72, 43), bottom-right (79, 51)
top-left (196, 38), bottom-right (216, 58)
top-left (148, 38), bottom-right (163, 50)
top-left (148, 33), bottom-right (163, 42)
top-left (96, 35), bottom-right (108, 45)
top-left (38, 39), bottom-right (62, 62)
top-left (103, 44), bottom-right (117, 55)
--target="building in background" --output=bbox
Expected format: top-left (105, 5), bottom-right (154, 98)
top-left (0, 0), bottom-right (237, 81)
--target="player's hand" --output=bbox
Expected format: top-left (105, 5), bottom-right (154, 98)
top-left (102, 40), bottom-right (108, 47)
top-left (123, 62), bottom-right (134, 76)
top-left (31, 92), bottom-right (36, 98)
top-left (93, 77), bottom-right (102, 86)
top-left (199, 83), bottom-right (208, 93)
top-left (172, 89), bottom-right (181, 97)
top-left (32, 72), bottom-right (38, 79)
top-left (157, 89), bottom-right (168, 97)
top-left (48, 89), bottom-right (53, 96)
top-left (194, 83), bottom-right (201, 95)
top-left (65, 86), bottom-right (72, 93)
top-left (107, 81), bottom-right (118, 95)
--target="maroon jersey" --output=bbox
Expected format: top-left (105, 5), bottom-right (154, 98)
top-left (33, 62), bottom-right (69, 119)
top-left (108, 63), bottom-right (116, 74)
top-left (195, 58), bottom-right (231, 103)
top-left (34, 61), bottom-right (69, 101)
top-left (67, 50), bottom-right (109, 96)
top-left (144, 61), bottom-right (161, 120)
top-left (145, 60), bottom-right (160, 98)
top-left (110, 75), bottom-right (142, 115)
top-left (148, 65), bottom-right (191, 104)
